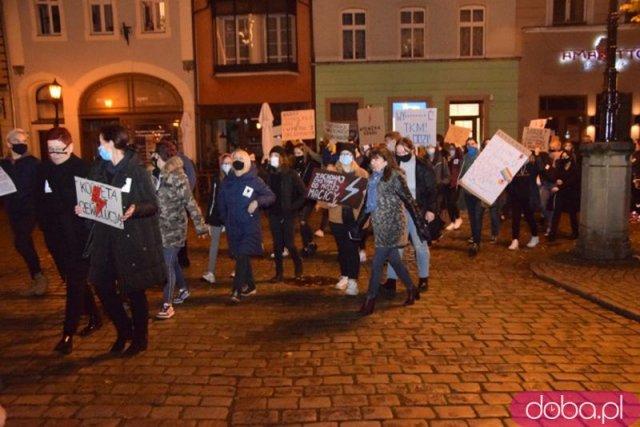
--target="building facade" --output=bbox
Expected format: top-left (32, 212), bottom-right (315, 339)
top-left (193, 0), bottom-right (313, 167)
top-left (518, 0), bottom-right (640, 143)
top-left (3, 0), bottom-right (195, 161)
top-left (313, 0), bottom-right (520, 144)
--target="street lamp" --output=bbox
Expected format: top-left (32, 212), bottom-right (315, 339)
top-left (48, 79), bottom-right (62, 127)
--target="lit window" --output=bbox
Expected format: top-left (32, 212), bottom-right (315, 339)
top-left (552, 0), bottom-right (585, 25)
top-left (36, 0), bottom-right (62, 36)
top-left (400, 8), bottom-right (425, 59)
top-left (140, 0), bottom-right (166, 33)
top-left (342, 10), bottom-right (366, 60)
top-left (459, 7), bottom-right (484, 57)
top-left (89, 0), bottom-right (114, 34)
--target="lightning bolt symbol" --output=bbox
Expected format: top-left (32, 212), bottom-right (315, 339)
top-left (341, 178), bottom-right (361, 203)
top-left (91, 185), bottom-right (107, 215)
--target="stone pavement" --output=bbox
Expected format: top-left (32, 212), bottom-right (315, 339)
top-left (1, 207), bottom-right (640, 427)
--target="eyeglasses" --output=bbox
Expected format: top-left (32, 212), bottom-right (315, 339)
top-left (48, 148), bottom-right (67, 155)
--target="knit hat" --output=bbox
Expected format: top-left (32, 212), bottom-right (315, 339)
top-left (336, 142), bottom-right (356, 156)
top-left (269, 145), bottom-right (286, 157)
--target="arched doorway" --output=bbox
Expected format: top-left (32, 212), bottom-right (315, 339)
top-left (79, 73), bottom-right (183, 162)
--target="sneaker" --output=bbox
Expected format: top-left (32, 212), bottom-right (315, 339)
top-left (230, 271), bottom-right (236, 278)
top-left (314, 229), bottom-right (325, 238)
top-left (445, 222), bottom-right (455, 231)
top-left (345, 279), bottom-right (359, 296)
top-left (467, 243), bottom-right (479, 257)
top-left (269, 248), bottom-right (289, 259)
top-left (240, 286), bottom-right (256, 297)
top-left (202, 272), bottom-right (215, 284)
top-left (453, 218), bottom-right (463, 230)
top-left (156, 304), bottom-right (175, 319)
top-left (508, 239), bottom-right (519, 250)
top-left (490, 235), bottom-right (497, 244)
top-left (335, 276), bottom-right (349, 290)
top-left (467, 236), bottom-right (474, 244)
top-left (544, 228), bottom-right (550, 237)
top-left (301, 242), bottom-right (317, 258)
top-left (526, 236), bottom-right (540, 248)
top-left (173, 289), bottom-right (191, 304)
top-left (359, 249), bottom-right (367, 262)
top-left (230, 291), bottom-right (241, 304)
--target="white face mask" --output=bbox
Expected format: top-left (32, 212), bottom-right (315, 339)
top-left (386, 140), bottom-right (396, 152)
top-left (270, 155), bottom-right (280, 168)
top-left (222, 164), bottom-right (232, 175)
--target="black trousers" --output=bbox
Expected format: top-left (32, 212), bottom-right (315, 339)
top-left (9, 214), bottom-right (42, 278)
top-left (233, 255), bottom-right (255, 292)
top-left (549, 193), bottom-right (579, 238)
top-left (510, 191), bottom-right (538, 240)
top-left (269, 214), bottom-right (303, 276)
top-left (93, 251), bottom-right (148, 343)
top-left (299, 200), bottom-right (316, 248)
top-left (330, 222), bottom-right (360, 279)
top-left (444, 187), bottom-right (460, 222)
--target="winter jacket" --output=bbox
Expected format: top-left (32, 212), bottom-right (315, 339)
top-left (205, 173), bottom-right (224, 226)
top-left (217, 165), bottom-right (275, 257)
top-left (155, 156), bottom-right (207, 248)
top-left (399, 156), bottom-right (438, 215)
top-left (326, 162), bottom-right (369, 225)
top-left (554, 152), bottom-right (581, 212)
top-left (447, 149), bottom-right (464, 188)
top-left (86, 151), bottom-right (166, 293)
top-left (507, 159), bottom-right (538, 197)
top-left (293, 154), bottom-right (320, 186)
top-left (427, 153), bottom-right (451, 188)
top-left (358, 169), bottom-right (430, 248)
top-left (263, 166), bottom-right (307, 218)
top-left (0, 155), bottom-right (40, 221)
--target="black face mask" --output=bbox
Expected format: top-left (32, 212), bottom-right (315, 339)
top-left (151, 158), bottom-right (158, 169)
top-left (295, 156), bottom-right (304, 166)
top-left (232, 160), bottom-right (244, 171)
top-left (11, 143), bottom-right (28, 155)
top-left (396, 154), bottom-right (411, 163)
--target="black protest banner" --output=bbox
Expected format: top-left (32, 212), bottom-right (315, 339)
top-left (307, 169), bottom-right (367, 209)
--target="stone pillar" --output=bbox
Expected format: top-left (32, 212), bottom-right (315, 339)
top-left (576, 142), bottom-right (635, 260)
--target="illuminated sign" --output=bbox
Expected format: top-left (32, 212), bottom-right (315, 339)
top-left (559, 35), bottom-right (639, 71)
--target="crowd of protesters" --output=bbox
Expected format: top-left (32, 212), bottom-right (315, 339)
top-left (3, 122), bottom-right (640, 357)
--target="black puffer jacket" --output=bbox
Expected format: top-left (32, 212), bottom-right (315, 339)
top-left (0, 155), bottom-right (40, 221)
top-left (86, 151), bottom-right (166, 293)
top-left (263, 166), bottom-right (307, 217)
top-left (410, 156), bottom-right (438, 215)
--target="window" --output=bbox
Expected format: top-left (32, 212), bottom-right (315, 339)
top-left (400, 8), bottom-right (425, 59)
top-left (552, 0), bottom-right (585, 25)
top-left (449, 102), bottom-right (482, 142)
top-left (36, 0), bottom-right (62, 36)
top-left (342, 10), bottom-right (366, 60)
top-left (89, 0), bottom-right (114, 34)
top-left (391, 100), bottom-right (429, 132)
top-left (459, 7), bottom-right (484, 57)
top-left (327, 99), bottom-right (362, 141)
top-left (214, 0), bottom-right (297, 73)
top-left (140, 0), bottom-right (166, 33)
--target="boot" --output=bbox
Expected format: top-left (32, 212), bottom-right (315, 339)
top-left (359, 296), bottom-right (376, 316)
top-left (54, 335), bottom-right (73, 355)
top-left (32, 272), bottom-right (49, 296)
top-left (380, 279), bottom-right (397, 298)
top-left (79, 314), bottom-right (103, 337)
top-left (418, 277), bottom-right (429, 293)
top-left (123, 338), bottom-right (148, 357)
top-left (110, 330), bottom-right (133, 353)
top-left (403, 288), bottom-right (419, 306)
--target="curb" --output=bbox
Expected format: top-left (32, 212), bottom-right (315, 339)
top-left (530, 261), bottom-right (640, 323)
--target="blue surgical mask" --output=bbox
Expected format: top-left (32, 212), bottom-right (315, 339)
top-left (427, 148), bottom-right (436, 157)
top-left (98, 146), bottom-right (112, 161)
top-left (467, 146), bottom-right (478, 156)
top-left (222, 164), bottom-right (232, 175)
top-left (339, 154), bottom-right (353, 166)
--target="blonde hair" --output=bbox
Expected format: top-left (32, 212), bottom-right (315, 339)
top-left (7, 128), bottom-right (28, 144)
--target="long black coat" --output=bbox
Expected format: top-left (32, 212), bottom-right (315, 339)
top-left (86, 151), bottom-right (166, 293)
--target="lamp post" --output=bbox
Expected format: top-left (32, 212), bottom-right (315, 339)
top-left (48, 79), bottom-right (62, 127)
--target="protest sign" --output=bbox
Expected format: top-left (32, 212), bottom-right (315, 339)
top-left (357, 107), bottom-right (385, 146)
top-left (75, 177), bottom-right (124, 229)
top-left (444, 125), bottom-right (472, 147)
top-left (529, 119), bottom-right (547, 129)
top-left (394, 108), bottom-right (437, 146)
top-left (0, 166), bottom-right (17, 197)
top-left (281, 109), bottom-right (316, 141)
top-left (324, 121), bottom-right (350, 142)
top-left (307, 169), bottom-right (367, 209)
top-left (521, 126), bottom-right (552, 151)
top-left (459, 130), bottom-right (530, 206)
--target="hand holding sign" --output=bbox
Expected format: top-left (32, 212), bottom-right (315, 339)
top-left (123, 204), bottom-right (136, 221)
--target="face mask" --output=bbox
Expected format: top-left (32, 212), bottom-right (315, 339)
top-left (269, 156), bottom-right (280, 168)
top-left (151, 157), bottom-right (158, 169)
top-left (467, 146), bottom-right (478, 156)
top-left (11, 143), bottom-right (27, 155)
top-left (294, 152), bottom-right (304, 158)
top-left (98, 146), bottom-right (112, 161)
top-left (232, 160), bottom-right (244, 171)
top-left (222, 164), bottom-right (232, 175)
top-left (396, 153), bottom-right (411, 163)
top-left (386, 141), bottom-right (396, 152)
top-left (295, 156), bottom-right (304, 166)
top-left (426, 148), bottom-right (436, 157)
top-left (449, 149), bottom-right (456, 157)
top-left (339, 154), bottom-right (353, 166)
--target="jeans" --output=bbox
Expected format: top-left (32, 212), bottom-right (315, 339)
top-left (464, 193), bottom-right (485, 245)
top-left (387, 209), bottom-right (430, 279)
top-left (162, 247), bottom-right (181, 305)
top-left (330, 222), bottom-right (360, 279)
top-left (9, 214), bottom-right (42, 278)
top-left (207, 225), bottom-right (222, 273)
top-left (269, 214), bottom-right (303, 276)
top-left (368, 247), bottom-right (414, 299)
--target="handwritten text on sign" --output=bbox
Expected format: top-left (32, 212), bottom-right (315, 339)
top-left (307, 169), bottom-right (367, 209)
top-left (394, 108), bottom-right (437, 146)
top-left (281, 109), bottom-right (316, 141)
top-left (324, 121), bottom-right (350, 142)
top-left (75, 177), bottom-right (124, 229)
top-left (357, 107), bottom-right (385, 146)
top-left (522, 127), bottom-right (552, 151)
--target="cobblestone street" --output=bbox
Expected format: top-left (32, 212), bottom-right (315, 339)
top-left (1, 208), bottom-right (640, 426)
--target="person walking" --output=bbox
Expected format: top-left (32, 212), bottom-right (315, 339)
top-left (460, 138), bottom-right (483, 256)
top-left (506, 155), bottom-right (540, 250)
top-left (350, 146), bottom-right (429, 315)
top-left (217, 149), bottom-right (275, 303)
top-left (152, 143), bottom-right (208, 320)
top-left (38, 127), bottom-right (102, 354)
top-left (292, 142), bottom-right (320, 257)
top-left (1, 128), bottom-right (49, 296)
top-left (443, 143), bottom-right (464, 231)
top-left (547, 141), bottom-right (581, 241)
top-left (79, 125), bottom-right (166, 356)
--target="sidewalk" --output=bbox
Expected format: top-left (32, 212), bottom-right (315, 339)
top-left (530, 223), bottom-right (640, 322)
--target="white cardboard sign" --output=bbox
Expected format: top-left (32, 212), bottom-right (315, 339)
top-left (357, 107), bottom-right (385, 146)
top-left (394, 108), bottom-right (437, 146)
top-left (75, 177), bottom-right (124, 229)
top-left (323, 121), bottom-right (350, 142)
top-left (522, 127), bottom-right (552, 151)
top-left (0, 166), bottom-right (17, 196)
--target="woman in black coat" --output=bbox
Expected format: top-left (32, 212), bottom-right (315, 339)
top-left (548, 142), bottom-right (581, 241)
top-left (78, 125), bottom-right (165, 356)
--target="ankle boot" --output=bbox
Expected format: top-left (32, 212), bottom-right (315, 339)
top-left (79, 314), bottom-right (103, 337)
top-left (110, 330), bottom-right (133, 353)
top-left (418, 277), bottom-right (429, 293)
top-left (123, 338), bottom-right (148, 357)
top-left (380, 279), bottom-right (397, 297)
top-left (403, 288), bottom-right (418, 306)
top-left (359, 296), bottom-right (376, 316)
top-left (54, 335), bottom-right (73, 355)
